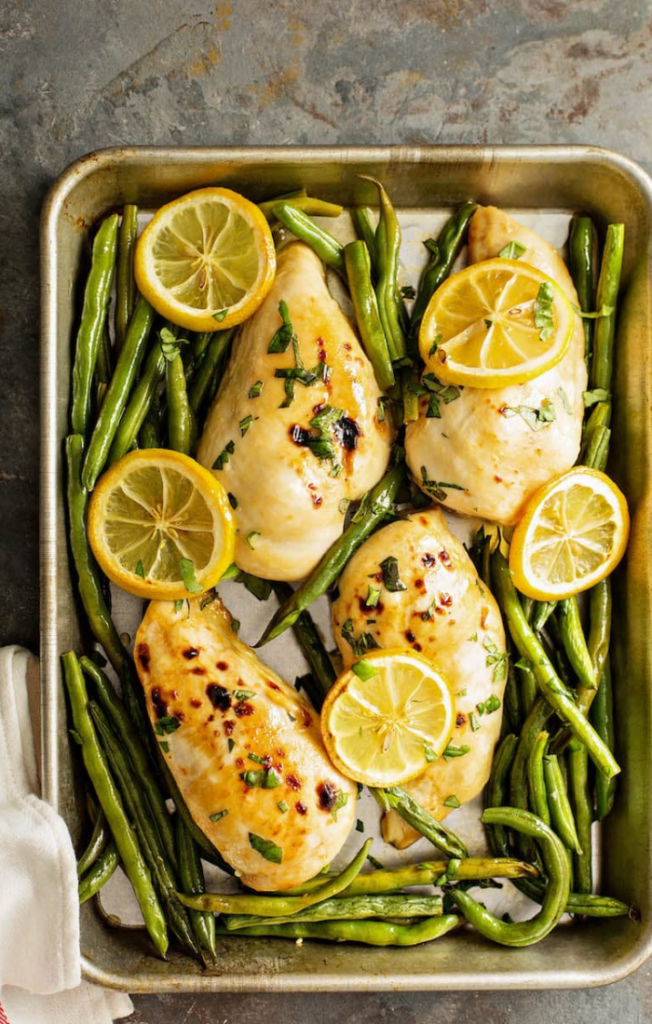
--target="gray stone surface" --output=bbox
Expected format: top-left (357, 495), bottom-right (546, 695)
top-left (2, 0), bottom-right (652, 1018)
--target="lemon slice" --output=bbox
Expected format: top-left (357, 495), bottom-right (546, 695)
top-left (135, 187), bottom-right (276, 332)
top-left (88, 449), bottom-right (235, 600)
top-left (509, 467), bottom-right (630, 600)
top-left (419, 258), bottom-right (575, 388)
top-left (320, 649), bottom-right (455, 787)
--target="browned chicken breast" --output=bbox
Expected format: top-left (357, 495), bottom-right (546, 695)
top-left (196, 242), bottom-right (393, 581)
top-left (135, 596), bottom-right (357, 890)
top-left (331, 508), bottom-right (506, 848)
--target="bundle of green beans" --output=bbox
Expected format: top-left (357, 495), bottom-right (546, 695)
top-left (64, 196), bottom-right (633, 961)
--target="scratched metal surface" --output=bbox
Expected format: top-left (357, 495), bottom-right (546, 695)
top-left (6, 0), bottom-right (652, 1018)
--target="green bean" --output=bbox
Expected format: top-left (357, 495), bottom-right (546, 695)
top-left (62, 653), bottom-right (168, 956)
top-left (188, 329), bottom-right (233, 418)
top-left (90, 701), bottom-right (200, 958)
top-left (82, 297), bottom-right (155, 488)
top-left (513, 874), bottom-right (631, 917)
top-left (178, 839), bottom-right (372, 915)
top-left (591, 655), bottom-right (617, 820)
top-left (543, 753), bottom-right (582, 855)
top-left (77, 807), bottom-right (110, 877)
top-left (531, 601), bottom-right (557, 633)
top-left (166, 353), bottom-right (192, 455)
top-left (257, 189), bottom-right (307, 218)
top-left (351, 206), bottom-right (378, 272)
top-left (590, 223), bottom-right (625, 391)
top-left (527, 731), bottom-right (551, 827)
top-left (509, 698), bottom-right (554, 816)
top-left (79, 839), bottom-right (119, 904)
top-left (579, 400), bottom-right (612, 467)
top-left (569, 215), bottom-right (598, 366)
top-left (410, 202), bottom-right (477, 337)
top-left (217, 914), bottom-right (461, 946)
top-left (261, 193), bottom-right (343, 220)
top-left (272, 202), bottom-right (346, 276)
top-left (225, 893), bottom-right (444, 931)
top-left (485, 734), bottom-right (518, 858)
top-left (447, 807), bottom-right (570, 947)
top-left (116, 205), bottom-right (139, 350)
top-left (359, 176), bottom-right (406, 360)
top-left (568, 741), bottom-right (593, 893)
top-left (502, 649), bottom-right (522, 734)
top-left (258, 459), bottom-right (404, 644)
top-left (491, 549), bottom-right (620, 780)
top-left (192, 330), bottom-right (214, 362)
top-left (371, 787), bottom-right (468, 860)
top-left (344, 241), bottom-right (395, 390)
top-left (109, 338), bottom-right (166, 463)
top-left (71, 214), bottom-right (120, 436)
top-left (80, 657), bottom-right (177, 869)
top-left (284, 857), bottom-right (538, 897)
top-left (96, 326), bottom-right (113, 386)
top-left (65, 435), bottom-right (126, 673)
top-left (176, 815), bottom-right (216, 960)
top-left (138, 388), bottom-right (161, 448)
top-left (272, 583), bottom-right (336, 710)
top-left (557, 598), bottom-right (597, 691)
top-left (515, 654), bottom-right (537, 721)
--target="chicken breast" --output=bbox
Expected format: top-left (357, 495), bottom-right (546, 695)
top-left (331, 508), bottom-right (506, 848)
top-left (405, 207), bottom-right (588, 524)
top-left (135, 596), bottom-right (357, 890)
top-left (196, 243), bottom-right (392, 580)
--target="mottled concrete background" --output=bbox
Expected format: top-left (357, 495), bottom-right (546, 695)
top-left (3, 0), bottom-right (652, 1019)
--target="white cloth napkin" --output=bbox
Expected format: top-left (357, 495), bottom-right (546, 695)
top-left (0, 646), bottom-right (133, 1024)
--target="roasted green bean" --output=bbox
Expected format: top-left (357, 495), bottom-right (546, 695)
top-left (527, 731), bottom-right (551, 827)
top-left (569, 215), bottom-right (598, 366)
top-left (216, 914), bottom-right (461, 946)
top-left (568, 741), bottom-right (593, 893)
top-left (176, 815), bottom-right (216, 960)
top-left (77, 806), bottom-right (110, 878)
top-left (344, 240), bottom-right (395, 390)
top-left (115, 204), bottom-right (139, 350)
top-left (371, 786), bottom-right (468, 860)
top-left (410, 202), bottom-right (477, 337)
top-left (166, 352), bottom-right (192, 455)
top-left (78, 839), bottom-right (119, 904)
top-left (543, 753), bottom-right (582, 855)
top-left (590, 223), bottom-right (625, 391)
top-left (109, 337), bottom-right (167, 463)
top-left (272, 202), bottom-right (346, 276)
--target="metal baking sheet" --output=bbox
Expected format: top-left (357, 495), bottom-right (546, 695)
top-left (40, 145), bottom-right (652, 992)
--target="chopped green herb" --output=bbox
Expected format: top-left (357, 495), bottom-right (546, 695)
top-left (69, 728), bottom-right (82, 746)
top-left (212, 309), bottom-right (228, 322)
top-left (240, 415), bottom-right (253, 436)
top-left (249, 833), bottom-right (283, 864)
top-left (200, 591), bottom-right (216, 610)
top-left (484, 318), bottom-right (493, 328)
top-left (456, 688), bottom-right (467, 697)
top-left (420, 467), bottom-right (466, 502)
top-left (498, 241), bottom-right (526, 259)
top-left (379, 555), bottom-right (407, 592)
top-left (179, 558), bottom-right (204, 594)
top-left (424, 743), bottom-right (438, 763)
top-left (230, 619), bottom-right (240, 633)
top-left (158, 716), bottom-right (180, 734)
top-left (278, 800), bottom-right (288, 813)
top-left (485, 694), bottom-right (502, 714)
top-left (241, 768), bottom-right (282, 789)
top-left (159, 741), bottom-right (169, 753)
top-left (377, 396), bottom-right (390, 422)
top-left (557, 386), bottom-right (572, 415)
top-left (159, 326), bottom-right (188, 362)
top-left (268, 300), bottom-right (295, 353)
top-left (365, 584), bottom-right (382, 608)
top-left (443, 744), bottom-right (470, 760)
top-left (428, 332), bottom-right (443, 357)
top-left (227, 492), bottom-right (238, 509)
top-left (583, 387), bottom-right (611, 408)
top-left (212, 439), bottom-right (235, 469)
top-left (356, 819), bottom-right (365, 833)
top-left (228, 738), bottom-right (235, 753)
top-left (237, 572), bottom-right (272, 601)
top-left (339, 498), bottom-right (351, 516)
top-left (331, 790), bottom-right (349, 822)
top-left (421, 597), bottom-right (439, 622)
top-left (476, 702), bottom-right (486, 715)
top-left (209, 809), bottom-right (228, 822)
top-left (533, 281), bottom-right (555, 341)
top-left (248, 753), bottom-right (269, 765)
top-left (135, 560), bottom-right (145, 578)
top-left (468, 633), bottom-right (478, 642)
top-left (341, 619), bottom-right (380, 658)
top-left (470, 712), bottom-right (481, 732)
top-left (367, 853), bottom-right (384, 870)
top-left (443, 794), bottom-right (461, 809)
top-left (400, 284), bottom-right (416, 299)
top-left (502, 399), bottom-right (556, 432)
top-left (483, 636), bottom-right (508, 683)
top-left (248, 380), bottom-right (263, 398)
top-left (573, 303), bottom-right (614, 320)
top-left (246, 531), bottom-right (261, 549)
top-left (351, 659), bottom-right (378, 681)
top-left (514, 657), bottom-right (533, 671)
top-left (233, 689), bottom-right (256, 702)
